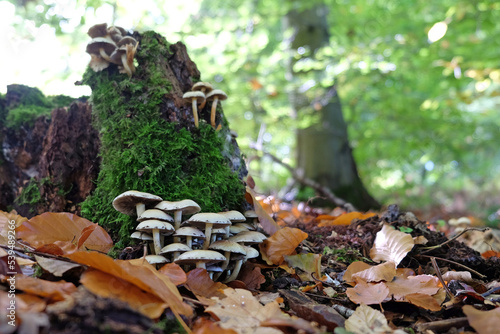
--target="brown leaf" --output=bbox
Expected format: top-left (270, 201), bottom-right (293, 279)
top-left (16, 275), bottom-right (77, 302)
top-left (463, 305), bottom-right (500, 334)
top-left (238, 262), bottom-right (266, 290)
top-left (284, 253), bottom-right (321, 281)
top-left (343, 261), bottom-right (372, 285)
top-left (403, 293), bottom-right (442, 311)
top-left (77, 223), bottom-right (99, 249)
top-left (345, 304), bottom-right (407, 334)
top-left (17, 212), bottom-right (113, 253)
top-left (193, 318), bottom-right (238, 334)
top-left (369, 224), bottom-right (414, 266)
top-left (260, 227), bottom-right (308, 265)
top-left (35, 255), bottom-right (82, 277)
top-left (158, 263), bottom-right (187, 286)
top-left (34, 244), bottom-right (65, 256)
top-left (352, 261), bottom-right (396, 283)
top-left (346, 280), bottom-right (389, 305)
top-left (385, 274), bottom-right (440, 300)
top-left (66, 251), bottom-right (192, 317)
top-left (205, 288), bottom-right (283, 334)
top-left (186, 268), bottom-right (228, 302)
top-left (81, 268), bottom-right (167, 319)
top-left (245, 187), bottom-right (280, 235)
top-left (0, 210), bottom-right (28, 246)
top-left (317, 212), bottom-right (376, 227)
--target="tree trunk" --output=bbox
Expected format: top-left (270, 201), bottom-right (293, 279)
top-left (284, 5), bottom-right (379, 211)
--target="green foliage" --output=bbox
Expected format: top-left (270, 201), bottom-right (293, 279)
top-left (80, 31), bottom-right (246, 248)
top-left (5, 105), bottom-right (52, 129)
top-left (323, 246), bottom-right (370, 264)
top-left (15, 177), bottom-right (52, 212)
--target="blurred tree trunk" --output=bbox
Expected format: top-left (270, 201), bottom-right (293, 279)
top-left (284, 4), bottom-right (379, 210)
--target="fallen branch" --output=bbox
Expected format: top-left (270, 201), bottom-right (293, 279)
top-left (249, 144), bottom-right (356, 210)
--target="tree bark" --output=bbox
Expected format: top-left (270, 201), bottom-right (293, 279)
top-left (284, 4), bottom-right (379, 211)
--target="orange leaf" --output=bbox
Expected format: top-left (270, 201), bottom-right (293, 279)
top-left (245, 187), bottom-right (280, 235)
top-left (0, 210), bottom-right (28, 245)
top-left (463, 305), bottom-right (500, 334)
top-left (346, 280), bottom-right (389, 305)
top-left (16, 275), bottom-right (77, 302)
top-left (352, 261), bottom-right (396, 283)
top-left (35, 243), bottom-right (65, 256)
top-left (238, 263), bottom-right (266, 290)
top-left (386, 274), bottom-right (440, 300)
top-left (193, 318), bottom-right (238, 334)
top-left (17, 212), bottom-right (113, 253)
top-left (343, 261), bottom-right (372, 285)
top-left (186, 268), bottom-right (227, 302)
top-left (260, 227), bottom-right (308, 265)
top-left (481, 250), bottom-right (500, 259)
top-left (81, 268), bottom-right (167, 318)
top-left (403, 293), bottom-right (442, 311)
top-left (158, 263), bottom-right (187, 286)
top-left (318, 212), bottom-right (376, 227)
top-left (66, 251), bottom-right (192, 317)
top-left (77, 223), bottom-right (98, 249)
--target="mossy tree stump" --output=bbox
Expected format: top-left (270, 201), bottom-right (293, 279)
top-left (81, 31), bottom-right (248, 248)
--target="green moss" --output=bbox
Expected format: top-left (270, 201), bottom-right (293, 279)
top-left (15, 177), bottom-right (52, 212)
top-left (6, 105), bottom-right (52, 129)
top-left (81, 31), bottom-right (246, 249)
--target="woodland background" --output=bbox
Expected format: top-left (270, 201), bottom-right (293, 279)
top-left (1, 0), bottom-right (499, 223)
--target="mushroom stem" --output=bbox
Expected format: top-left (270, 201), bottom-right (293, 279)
top-left (196, 262), bottom-right (206, 269)
top-left (202, 223), bottom-right (214, 250)
top-left (210, 97), bottom-right (219, 128)
top-left (99, 48), bottom-right (112, 61)
top-left (214, 251), bottom-right (231, 280)
top-left (121, 53), bottom-right (133, 77)
top-left (173, 210), bottom-right (182, 243)
top-left (224, 259), bottom-right (243, 283)
top-left (135, 203), bottom-right (146, 216)
top-left (152, 229), bottom-right (162, 255)
top-left (185, 236), bottom-right (193, 249)
top-left (192, 99), bottom-right (199, 128)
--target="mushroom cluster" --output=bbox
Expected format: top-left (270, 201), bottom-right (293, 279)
top-left (113, 190), bottom-right (265, 282)
top-left (182, 82), bottom-right (227, 129)
top-left (86, 23), bottom-right (139, 77)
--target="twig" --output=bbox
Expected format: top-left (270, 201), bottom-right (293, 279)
top-left (417, 254), bottom-right (486, 279)
top-left (415, 317), bottom-right (469, 332)
top-left (430, 256), bottom-right (453, 299)
top-left (249, 143), bottom-right (356, 210)
top-left (420, 227), bottom-right (489, 254)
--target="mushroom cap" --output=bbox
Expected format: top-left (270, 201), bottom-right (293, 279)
top-left (173, 226), bottom-right (206, 239)
top-left (187, 213), bottom-right (231, 228)
top-left (219, 210), bottom-right (246, 222)
top-left (86, 37), bottom-right (117, 55)
top-left (242, 246), bottom-right (260, 259)
top-left (183, 91), bottom-right (206, 104)
top-left (234, 223), bottom-right (256, 231)
top-left (130, 231), bottom-right (153, 241)
top-left (136, 219), bottom-right (175, 234)
top-left (228, 231), bottom-right (267, 244)
top-left (112, 190), bottom-right (163, 215)
top-left (117, 36), bottom-right (137, 47)
top-left (145, 255), bottom-right (168, 265)
top-left (211, 227), bottom-right (227, 235)
top-left (206, 264), bottom-right (224, 272)
top-left (155, 199), bottom-right (201, 215)
top-left (109, 45), bottom-right (127, 64)
top-left (137, 209), bottom-right (174, 223)
top-left (192, 82), bottom-right (213, 93)
top-left (206, 89), bottom-right (228, 101)
top-left (229, 224), bottom-right (249, 235)
top-left (174, 250), bottom-right (226, 266)
top-left (160, 243), bottom-right (192, 254)
top-left (244, 210), bottom-right (258, 218)
top-left (209, 240), bottom-right (246, 256)
top-left (89, 54), bottom-right (111, 72)
top-left (110, 25), bottom-right (127, 36)
top-left (87, 23), bottom-right (108, 38)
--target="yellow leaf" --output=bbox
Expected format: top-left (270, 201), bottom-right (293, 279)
top-left (318, 212), bottom-right (375, 227)
top-left (245, 187), bottom-right (280, 235)
top-left (284, 253), bottom-right (321, 281)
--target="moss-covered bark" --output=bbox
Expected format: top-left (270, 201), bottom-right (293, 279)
top-left (80, 31), bottom-right (248, 248)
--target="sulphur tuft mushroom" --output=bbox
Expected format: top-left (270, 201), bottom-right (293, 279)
top-left (191, 82), bottom-right (213, 109)
top-left (113, 190), bottom-right (163, 217)
top-left (174, 250), bottom-right (226, 270)
top-left (160, 243), bottom-right (192, 261)
top-left (86, 36), bottom-right (117, 62)
top-left (205, 89), bottom-right (227, 129)
top-left (109, 36), bottom-right (138, 77)
top-left (187, 213), bottom-right (231, 250)
top-left (183, 91), bottom-right (205, 128)
top-left (155, 199), bottom-right (201, 242)
top-left (224, 245), bottom-right (259, 283)
top-left (173, 226), bottom-right (205, 249)
top-left (136, 219), bottom-right (175, 255)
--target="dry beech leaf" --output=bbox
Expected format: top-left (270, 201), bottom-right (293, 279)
top-left (35, 244), bottom-right (65, 256)
top-left (81, 268), bottom-right (167, 319)
top-left (369, 224), bottom-right (414, 265)
top-left (205, 288), bottom-right (283, 334)
top-left (345, 304), bottom-right (407, 334)
top-left (245, 187), bottom-right (280, 235)
top-left (186, 268), bottom-right (228, 303)
top-left (352, 261), bottom-right (396, 283)
top-left (260, 227), bottom-right (308, 265)
top-left (463, 305), bottom-right (500, 334)
top-left (193, 318), bottom-right (238, 334)
top-left (403, 293), bottom-right (442, 311)
top-left (317, 212), bottom-right (376, 227)
top-left (35, 255), bottom-right (82, 277)
top-left (343, 261), bottom-right (372, 285)
top-left (346, 280), bottom-right (389, 305)
top-left (442, 270), bottom-right (473, 283)
top-left (238, 263), bottom-right (266, 290)
top-left (17, 212), bottom-right (113, 253)
top-left (15, 275), bottom-right (77, 302)
top-left (385, 274), bottom-right (440, 300)
top-left (66, 251), bottom-right (192, 316)
top-left (158, 263), bottom-right (187, 286)
top-left (284, 253), bottom-right (321, 281)
top-left (0, 210), bottom-right (28, 245)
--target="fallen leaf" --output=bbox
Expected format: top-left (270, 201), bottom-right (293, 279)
top-left (261, 316), bottom-right (320, 333)
top-left (284, 253), bottom-right (321, 281)
top-left (17, 212), bottom-right (113, 253)
top-left (463, 305), bottom-right (500, 334)
top-left (35, 255), bottom-right (82, 277)
top-left (66, 251), bottom-right (192, 317)
top-left (81, 268), bottom-right (167, 318)
top-left (35, 244), bottom-right (65, 256)
top-left (238, 263), bottom-right (266, 290)
top-left (481, 250), bottom-right (500, 259)
top-left (346, 280), bottom-right (389, 305)
top-left (0, 210), bottom-right (28, 246)
top-left (352, 261), bottom-right (396, 283)
top-left (403, 293), bottom-right (442, 311)
top-left (343, 261), bottom-right (372, 285)
top-left (385, 274), bottom-right (441, 300)
top-left (15, 275), bottom-right (77, 302)
top-left (369, 224), bottom-right (414, 265)
top-left (260, 227), bottom-right (308, 265)
top-left (205, 288), bottom-right (283, 334)
top-left (193, 318), bottom-right (238, 334)
top-left (441, 270), bottom-right (473, 283)
top-left (318, 212), bottom-right (376, 227)
top-left (245, 187), bottom-right (280, 235)
top-left (158, 263), bottom-right (187, 286)
top-left (186, 268), bottom-right (228, 303)
top-left (345, 304), bottom-right (407, 334)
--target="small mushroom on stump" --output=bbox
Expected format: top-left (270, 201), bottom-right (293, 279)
top-left (191, 82), bottom-right (213, 109)
top-left (205, 89), bottom-right (227, 129)
top-left (183, 91), bottom-right (206, 128)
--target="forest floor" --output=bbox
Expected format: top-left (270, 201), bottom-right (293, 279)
top-left (1, 192), bottom-right (500, 334)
